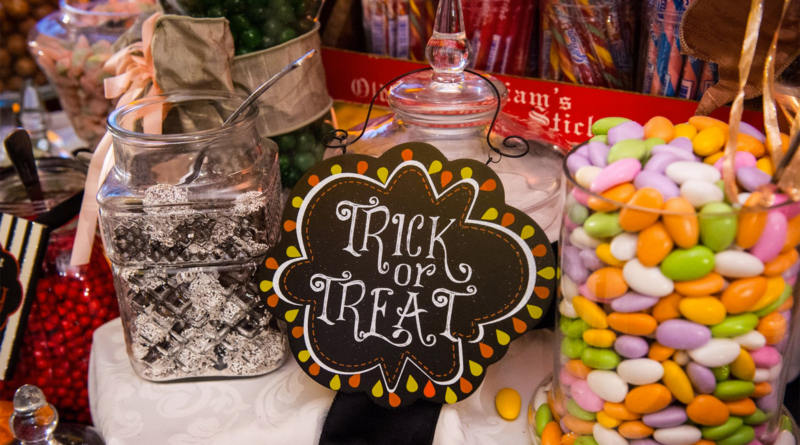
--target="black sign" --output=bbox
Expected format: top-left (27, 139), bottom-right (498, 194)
top-left (258, 143), bottom-right (556, 408)
top-left (0, 247), bottom-right (22, 331)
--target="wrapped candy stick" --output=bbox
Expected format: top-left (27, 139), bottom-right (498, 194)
top-left (697, 61), bottom-right (719, 100)
top-left (469, 0), bottom-right (494, 69)
top-left (545, 0), bottom-right (599, 85)
top-left (678, 55), bottom-right (703, 99)
top-left (485, 0), bottom-right (513, 73)
top-left (574, 0), bottom-right (622, 88)
top-left (408, 0), bottom-right (426, 60)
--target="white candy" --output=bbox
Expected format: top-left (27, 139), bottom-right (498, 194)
top-left (775, 430), bottom-right (797, 445)
top-left (623, 259), bottom-right (675, 297)
top-left (653, 426), bottom-right (703, 445)
top-left (714, 251), bottom-right (765, 278)
top-left (680, 180), bottom-right (724, 208)
top-left (587, 370), bottom-right (629, 403)
top-left (594, 423), bottom-right (630, 445)
top-left (666, 162), bottom-right (721, 184)
top-left (560, 299), bottom-right (578, 318)
top-left (570, 227), bottom-right (603, 249)
top-left (770, 362), bottom-right (783, 381)
top-left (576, 166), bottom-right (603, 189)
top-left (562, 276), bottom-right (579, 302)
top-left (617, 359), bottom-right (664, 385)
top-left (688, 339), bottom-right (741, 367)
top-left (753, 368), bottom-right (771, 383)
top-left (610, 232), bottom-right (638, 261)
top-left (532, 385), bottom-right (550, 409)
top-left (673, 351), bottom-right (690, 366)
top-left (733, 331), bottom-right (767, 351)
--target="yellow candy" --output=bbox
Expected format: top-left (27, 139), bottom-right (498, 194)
top-left (678, 297), bottom-right (726, 325)
top-left (756, 157), bottom-right (773, 175)
top-left (583, 329), bottom-right (617, 348)
top-left (750, 276), bottom-right (786, 312)
top-left (704, 151), bottom-right (725, 165)
top-left (495, 388), bottom-right (521, 420)
top-left (597, 243), bottom-right (626, 267)
top-left (731, 348), bottom-right (756, 381)
top-left (597, 410), bottom-right (622, 428)
top-left (662, 360), bottom-right (695, 404)
top-left (674, 123), bottom-right (698, 140)
top-left (572, 296), bottom-right (609, 329)
top-left (693, 126), bottom-right (726, 156)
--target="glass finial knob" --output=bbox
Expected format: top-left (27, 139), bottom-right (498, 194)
top-left (425, 0), bottom-right (472, 77)
top-left (11, 385), bottom-right (59, 444)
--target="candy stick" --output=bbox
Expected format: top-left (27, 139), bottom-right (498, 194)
top-left (408, 0), bottom-right (426, 60)
top-left (601, 0), bottom-right (634, 89)
top-left (656, 0), bottom-right (685, 97)
top-left (697, 61), bottom-right (719, 100)
top-left (641, 0), bottom-right (660, 93)
top-left (678, 56), bottom-right (703, 99)
top-left (499, 0), bottom-right (523, 74)
top-left (508, 0), bottom-right (537, 76)
top-left (540, 0), bottom-right (555, 78)
top-left (486, 0), bottom-right (513, 73)
top-left (576, 0), bottom-right (623, 88)
top-left (546, 0), bottom-right (599, 85)
top-left (395, 0), bottom-right (411, 59)
top-left (469, 0), bottom-right (494, 69)
top-left (387, 0), bottom-right (398, 57)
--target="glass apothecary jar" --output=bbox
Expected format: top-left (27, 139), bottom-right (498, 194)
top-left (530, 120), bottom-right (800, 445)
top-left (0, 158), bottom-right (118, 424)
top-left (98, 91), bottom-right (287, 382)
top-left (28, 0), bottom-right (155, 148)
top-left (327, 0), bottom-right (566, 243)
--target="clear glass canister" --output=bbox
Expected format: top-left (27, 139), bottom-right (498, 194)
top-left (98, 91), bottom-right (287, 382)
top-left (530, 140), bottom-right (800, 445)
top-left (27, 0), bottom-right (155, 147)
top-left (0, 158), bottom-right (118, 424)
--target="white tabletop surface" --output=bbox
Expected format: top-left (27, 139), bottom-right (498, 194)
top-left (89, 318), bottom-right (555, 445)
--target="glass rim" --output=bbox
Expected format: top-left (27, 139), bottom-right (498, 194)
top-left (563, 142), bottom-right (797, 216)
top-left (0, 157), bottom-right (87, 217)
top-left (107, 90), bottom-right (258, 143)
top-left (60, 0), bottom-right (147, 19)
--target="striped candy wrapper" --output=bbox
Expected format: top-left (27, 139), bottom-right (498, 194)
top-left (697, 61), bottom-right (719, 100)
top-left (678, 56), bottom-right (703, 99)
top-left (485, 0), bottom-right (513, 73)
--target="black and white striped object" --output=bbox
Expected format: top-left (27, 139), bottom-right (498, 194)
top-left (0, 213), bottom-right (49, 380)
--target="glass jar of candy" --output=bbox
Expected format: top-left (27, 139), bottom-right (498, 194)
top-left (27, 0), bottom-right (156, 148)
top-left (529, 116), bottom-right (800, 445)
top-left (274, 110), bottom-right (334, 189)
top-left (98, 91), bottom-right (287, 382)
top-left (0, 157), bottom-right (118, 424)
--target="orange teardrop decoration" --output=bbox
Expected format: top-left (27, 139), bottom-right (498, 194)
top-left (513, 317), bottom-right (527, 333)
top-left (441, 171), bottom-right (453, 187)
top-left (480, 179), bottom-right (497, 191)
top-left (535, 287), bottom-right (550, 299)
top-left (401, 149), bottom-right (413, 161)
top-left (265, 257), bottom-right (279, 269)
top-left (424, 380), bottom-right (436, 398)
top-left (309, 363), bottom-right (320, 376)
top-left (501, 213), bottom-right (515, 227)
top-left (389, 393), bottom-right (402, 407)
top-left (349, 374), bottom-right (361, 388)
top-left (460, 378), bottom-right (473, 393)
top-left (532, 244), bottom-right (548, 257)
top-left (266, 294), bottom-right (279, 307)
top-left (283, 220), bottom-right (296, 231)
top-left (291, 326), bottom-right (304, 338)
top-left (308, 175), bottom-right (319, 186)
top-left (479, 343), bottom-right (493, 358)
top-left (357, 161), bottom-right (369, 174)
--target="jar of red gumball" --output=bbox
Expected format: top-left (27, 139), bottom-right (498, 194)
top-left (0, 157), bottom-right (118, 424)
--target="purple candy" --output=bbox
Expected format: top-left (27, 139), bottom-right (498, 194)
top-left (651, 144), bottom-right (697, 161)
top-left (642, 406), bottom-right (688, 428)
top-left (686, 362), bottom-right (717, 394)
top-left (575, 144), bottom-right (590, 157)
top-left (757, 390), bottom-right (779, 412)
top-left (740, 121), bottom-right (766, 142)
top-left (567, 153), bottom-right (592, 175)
top-left (644, 153), bottom-right (681, 173)
top-left (753, 424), bottom-right (769, 441)
top-left (614, 335), bottom-right (650, 358)
top-left (713, 151), bottom-right (757, 173)
top-left (751, 346), bottom-right (781, 368)
top-left (580, 248), bottom-right (604, 271)
top-left (587, 141), bottom-right (610, 168)
top-left (563, 246), bottom-right (589, 284)
top-left (631, 440), bottom-right (661, 445)
top-left (560, 418), bottom-right (570, 434)
top-left (634, 171), bottom-right (680, 199)
top-left (611, 292), bottom-right (660, 312)
top-left (737, 167), bottom-right (771, 192)
top-left (656, 319), bottom-right (712, 350)
top-left (668, 137), bottom-right (694, 151)
top-left (608, 121), bottom-right (645, 146)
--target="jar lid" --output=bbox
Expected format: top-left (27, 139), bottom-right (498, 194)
top-left (387, 0), bottom-right (508, 127)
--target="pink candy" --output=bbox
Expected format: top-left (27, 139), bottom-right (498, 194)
top-left (590, 158), bottom-right (642, 193)
top-left (713, 151), bottom-right (757, 173)
top-left (572, 187), bottom-right (591, 206)
top-left (750, 211), bottom-right (787, 263)
top-left (570, 379), bottom-right (605, 412)
top-left (750, 346), bottom-right (782, 368)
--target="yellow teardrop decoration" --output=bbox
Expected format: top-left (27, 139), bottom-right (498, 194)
top-left (330, 375), bottom-right (341, 390)
top-left (461, 167), bottom-right (473, 179)
top-left (285, 309), bottom-right (299, 322)
top-left (292, 196), bottom-right (303, 208)
top-left (445, 387), bottom-right (458, 404)
top-left (331, 164), bottom-right (342, 175)
top-left (286, 246), bottom-right (301, 258)
top-left (377, 167), bottom-right (389, 183)
top-left (298, 350), bottom-right (310, 362)
top-left (469, 360), bottom-right (483, 376)
top-left (372, 380), bottom-right (384, 398)
top-left (259, 280), bottom-right (273, 292)
top-left (527, 305), bottom-right (543, 319)
top-left (521, 225), bottom-right (535, 239)
top-left (428, 160), bottom-right (443, 174)
top-left (407, 376), bottom-right (419, 393)
top-left (481, 208), bottom-right (498, 220)
top-left (496, 329), bottom-right (510, 345)
top-left (537, 267), bottom-right (555, 280)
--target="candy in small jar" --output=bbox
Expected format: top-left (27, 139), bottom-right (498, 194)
top-left (530, 116), bottom-right (800, 445)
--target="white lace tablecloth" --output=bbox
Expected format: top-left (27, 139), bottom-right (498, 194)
top-left (89, 318), bottom-right (554, 445)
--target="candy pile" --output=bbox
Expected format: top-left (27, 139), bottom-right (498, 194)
top-left (531, 116), bottom-right (799, 445)
top-left (274, 113), bottom-right (332, 188)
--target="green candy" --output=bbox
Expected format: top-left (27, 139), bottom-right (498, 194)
top-left (713, 381), bottom-right (755, 400)
top-left (712, 365), bottom-right (730, 381)
top-left (711, 314), bottom-right (760, 338)
top-left (293, 152), bottom-right (318, 173)
top-left (567, 399), bottom-right (597, 421)
top-left (568, 203), bottom-right (589, 225)
top-left (240, 27), bottom-right (264, 49)
top-left (589, 135), bottom-right (608, 143)
top-left (581, 347), bottom-right (621, 370)
top-left (644, 137), bottom-right (665, 160)
top-left (743, 409), bottom-right (768, 425)
top-left (574, 437), bottom-right (599, 445)
top-left (562, 337), bottom-right (588, 359)
top-left (755, 284), bottom-right (792, 317)
top-left (702, 417), bottom-right (744, 440)
top-left (781, 415), bottom-right (794, 433)
top-left (608, 139), bottom-right (648, 164)
top-left (660, 246), bottom-right (716, 281)
top-left (718, 426), bottom-right (755, 445)
top-left (560, 316), bottom-right (592, 338)
top-left (591, 117), bottom-right (631, 135)
top-left (535, 404), bottom-right (553, 436)
top-left (716, 180), bottom-right (732, 205)
top-left (699, 202), bottom-right (738, 252)
top-left (279, 28), bottom-right (298, 43)
top-left (583, 212), bottom-right (623, 238)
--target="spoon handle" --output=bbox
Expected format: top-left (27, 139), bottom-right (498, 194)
top-left (4, 129), bottom-right (44, 203)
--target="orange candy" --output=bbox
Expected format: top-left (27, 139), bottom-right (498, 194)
top-left (752, 382), bottom-right (773, 398)
top-left (604, 402), bottom-right (642, 421)
top-left (637, 222), bottom-right (674, 267)
top-left (725, 398), bottom-right (757, 417)
top-left (588, 183), bottom-right (636, 213)
top-left (619, 188), bottom-right (665, 232)
top-left (644, 116), bottom-right (676, 142)
top-left (689, 116), bottom-right (729, 133)
top-left (721, 277), bottom-right (767, 314)
top-left (562, 432), bottom-right (579, 445)
top-left (562, 415), bottom-right (596, 435)
top-left (694, 440), bottom-right (717, 445)
top-left (542, 421), bottom-right (563, 445)
top-left (674, 272), bottom-right (726, 296)
top-left (736, 133), bottom-right (766, 157)
top-left (648, 342), bottom-right (676, 362)
top-left (608, 313), bottom-right (658, 335)
top-left (777, 295), bottom-right (794, 312)
top-left (686, 395), bottom-right (730, 426)
top-left (653, 293), bottom-right (683, 323)
top-left (624, 384), bottom-right (673, 414)
top-left (757, 312), bottom-right (787, 345)
top-left (619, 421), bottom-right (655, 439)
top-left (587, 267), bottom-right (629, 299)
top-left (783, 215), bottom-right (800, 252)
top-left (566, 359), bottom-right (593, 379)
top-left (764, 249), bottom-right (799, 276)
top-left (737, 193), bottom-right (768, 249)
top-left (663, 198), bottom-right (699, 248)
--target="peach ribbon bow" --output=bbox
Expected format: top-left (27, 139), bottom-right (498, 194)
top-left (70, 12), bottom-right (163, 266)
